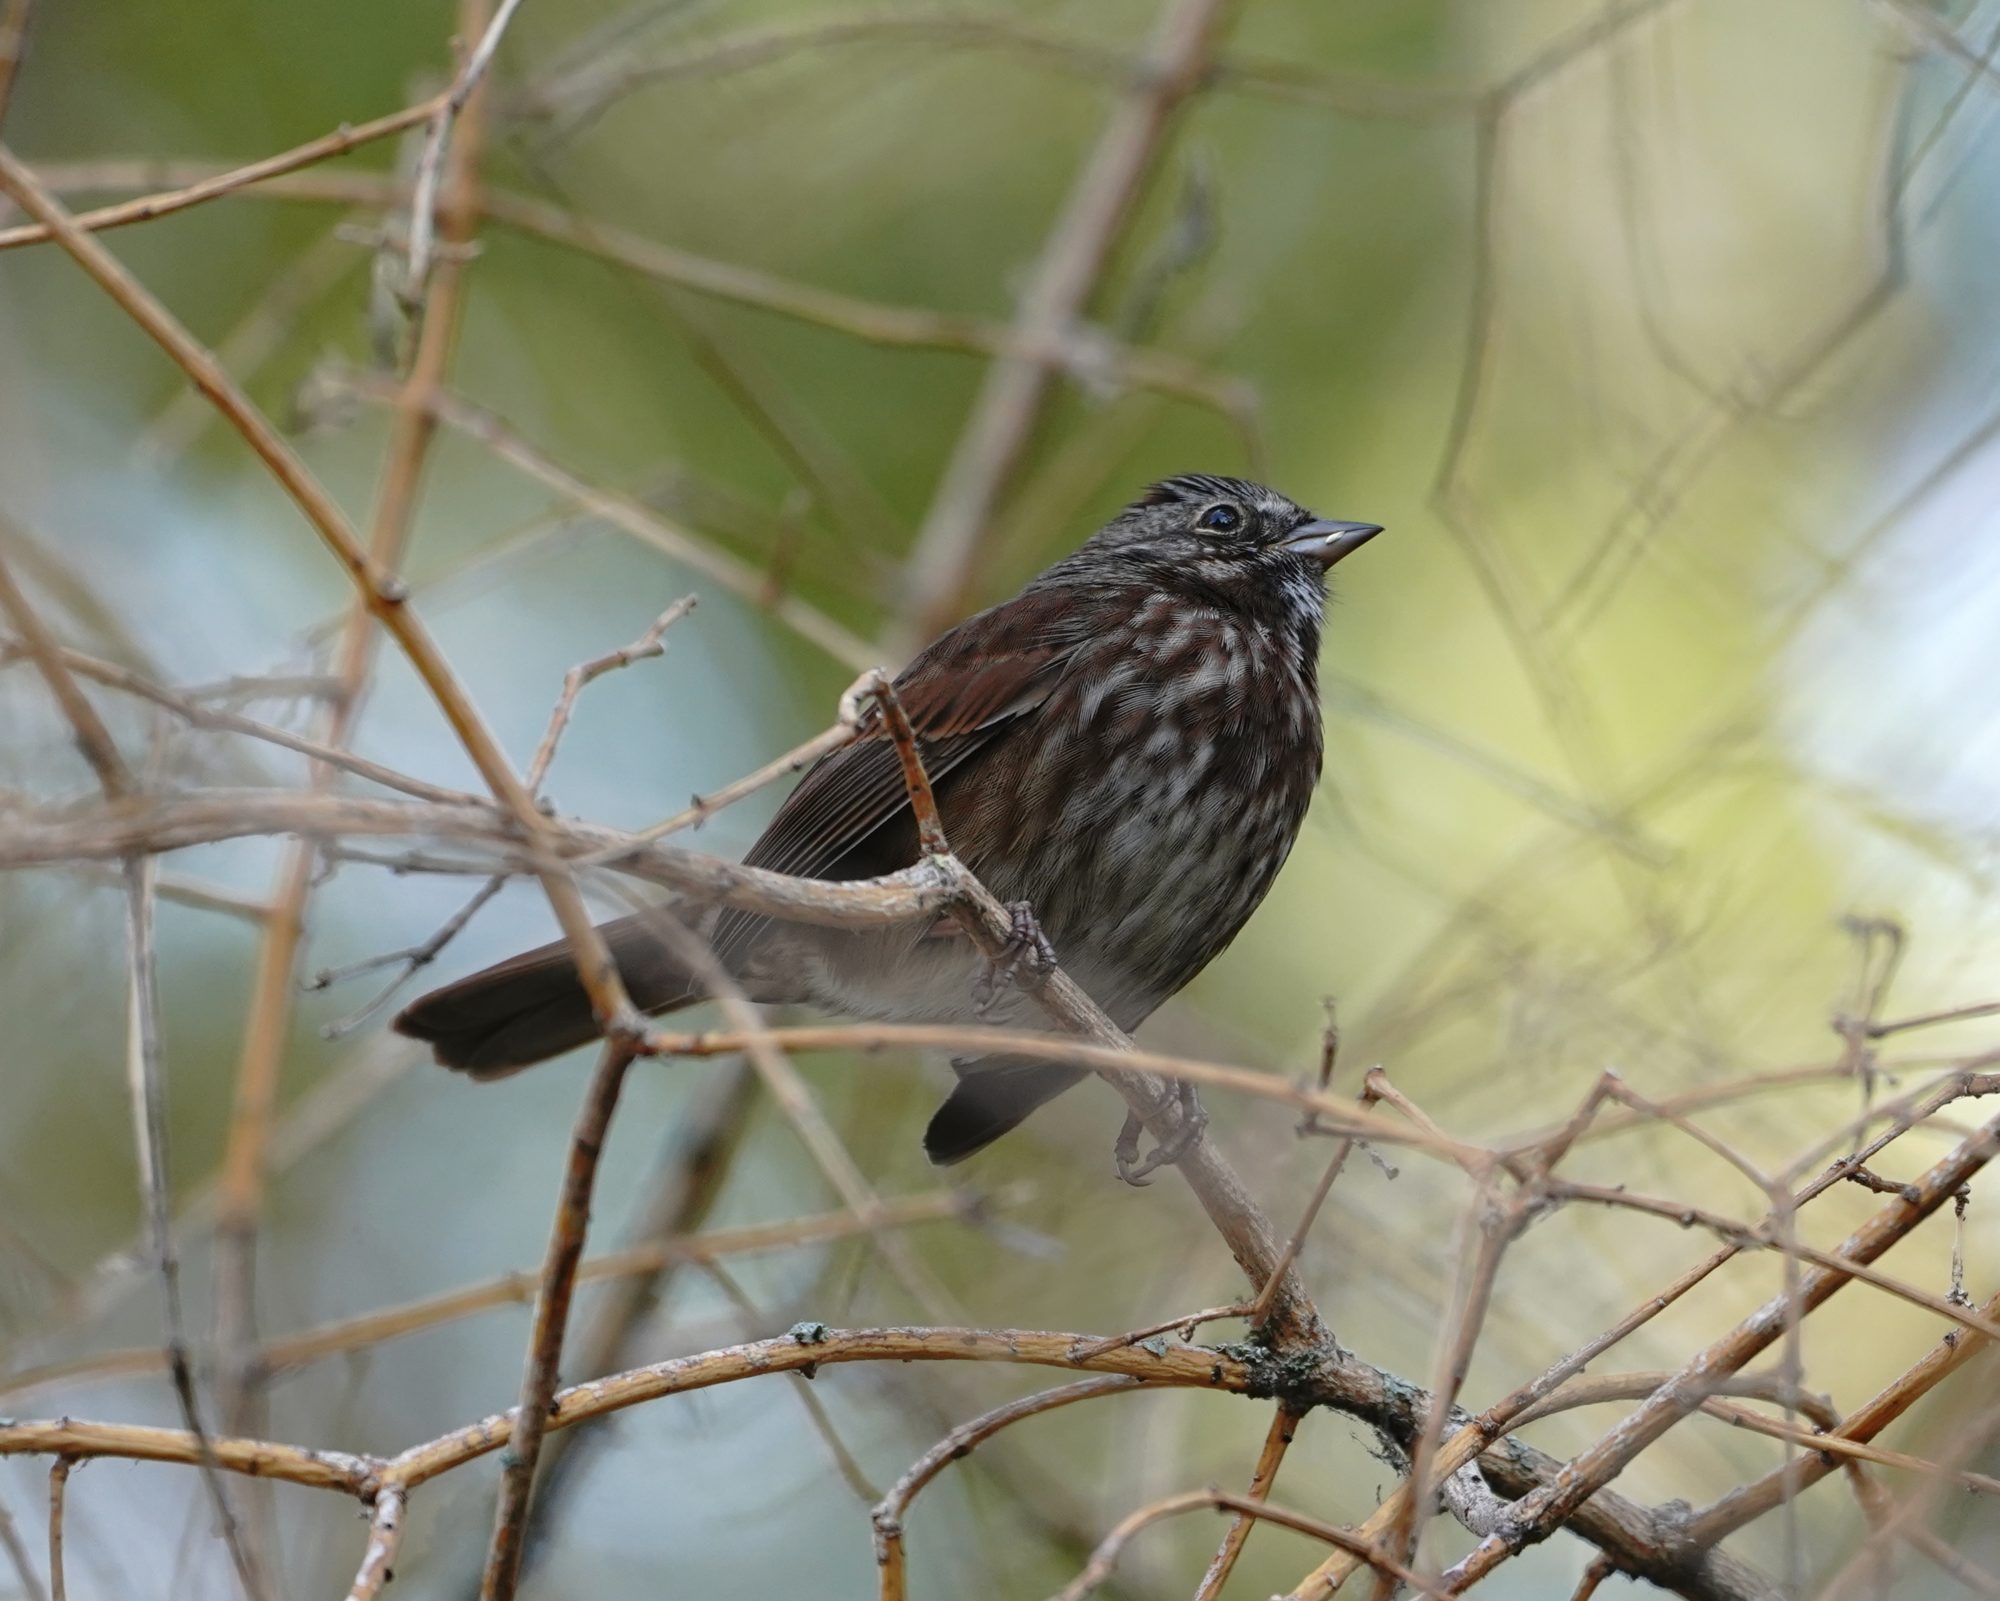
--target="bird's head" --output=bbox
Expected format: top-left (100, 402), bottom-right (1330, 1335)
top-left (1053, 473), bottom-right (1381, 625)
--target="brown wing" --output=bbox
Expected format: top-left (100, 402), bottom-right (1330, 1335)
top-left (714, 586), bottom-right (1090, 962)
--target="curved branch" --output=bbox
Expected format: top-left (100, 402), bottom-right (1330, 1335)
top-left (873, 1376), bottom-right (1148, 1601)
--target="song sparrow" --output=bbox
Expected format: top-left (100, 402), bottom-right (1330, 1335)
top-left (395, 474), bottom-right (1380, 1172)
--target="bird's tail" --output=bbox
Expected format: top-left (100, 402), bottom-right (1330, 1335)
top-left (394, 912), bottom-right (717, 1078)
top-left (922, 1055), bottom-right (1083, 1165)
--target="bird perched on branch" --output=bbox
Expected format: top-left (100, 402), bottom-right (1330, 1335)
top-left (395, 474), bottom-right (1380, 1179)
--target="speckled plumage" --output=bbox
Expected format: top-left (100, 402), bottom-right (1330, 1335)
top-left (395, 475), bottom-right (1379, 1164)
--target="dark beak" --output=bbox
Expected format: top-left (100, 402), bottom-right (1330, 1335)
top-left (1279, 519), bottom-right (1383, 569)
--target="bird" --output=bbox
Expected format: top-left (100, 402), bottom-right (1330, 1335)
top-left (393, 474), bottom-right (1380, 1174)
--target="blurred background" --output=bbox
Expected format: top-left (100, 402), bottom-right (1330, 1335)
top-left (2, 0), bottom-right (1998, 1596)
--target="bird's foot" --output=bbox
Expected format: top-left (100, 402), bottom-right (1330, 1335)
top-left (1113, 1081), bottom-right (1209, 1186)
top-left (974, 900), bottom-right (1057, 1015)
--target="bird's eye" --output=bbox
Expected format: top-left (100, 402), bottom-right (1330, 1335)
top-left (1199, 503), bottom-right (1243, 533)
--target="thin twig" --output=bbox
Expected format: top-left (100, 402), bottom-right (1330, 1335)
top-left (126, 857), bottom-right (266, 1597)
top-left (1869, 997), bottom-right (2000, 1039)
top-left (403, 0), bottom-right (525, 304)
top-left (1068, 1303), bottom-right (1253, 1362)
top-left (49, 861), bottom-right (272, 923)
top-left (0, 636), bottom-right (484, 804)
top-left (0, 94), bottom-right (447, 251)
top-left (309, 875), bottom-right (509, 1037)
top-left (526, 595), bottom-right (696, 789)
top-left (479, 1035), bottom-right (638, 1601)
top-left (1378, 1177), bottom-right (1516, 1597)
top-left (1192, 1403), bottom-right (1304, 1601)
top-left (43, 1460), bottom-right (67, 1601)
top-left (0, 547), bottom-right (132, 797)
top-left (576, 714), bottom-right (861, 866)
top-left (872, 1377), bottom-right (1149, 1601)
top-left (0, 1490), bottom-right (45, 1601)
top-left (514, 1060), bottom-right (757, 1574)
top-left (317, 370), bottom-right (877, 669)
top-left (703, 1259), bottom-right (881, 1504)
top-left (1048, 1487), bottom-right (1437, 1601)
top-left (1, 1186), bottom-right (1003, 1401)
top-left (1248, 1072), bottom-right (1384, 1330)
top-left (865, 671), bottom-right (948, 855)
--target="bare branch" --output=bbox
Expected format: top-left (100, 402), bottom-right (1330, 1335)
top-left (345, 1485), bottom-right (404, 1601)
top-left (1443, 1105), bottom-right (2000, 1590)
top-left (1, 1187), bottom-right (1003, 1401)
top-left (0, 546), bottom-right (132, 797)
top-left (0, 95), bottom-right (446, 251)
top-left (513, 1061), bottom-right (756, 1573)
top-left (1192, 1403), bottom-right (1304, 1601)
top-left (873, 1376), bottom-right (1145, 1601)
top-left (479, 1033), bottom-right (638, 1601)
top-left (526, 596), bottom-right (697, 790)
top-left (1048, 1487), bottom-right (1437, 1601)
top-left (402, 0), bottom-right (524, 304)
top-left (43, 1460), bottom-right (67, 1601)
top-left (125, 857), bottom-right (266, 1598)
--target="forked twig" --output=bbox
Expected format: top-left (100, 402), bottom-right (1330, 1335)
top-left (526, 595), bottom-right (697, 790)
top-left (309, 875), bottom-right (508, 1037)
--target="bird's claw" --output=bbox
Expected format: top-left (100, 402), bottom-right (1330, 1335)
top-left (1113, 1081), bottom-right (1208, 1186)
top-left (974, 900), bottom-right (1057, 1015)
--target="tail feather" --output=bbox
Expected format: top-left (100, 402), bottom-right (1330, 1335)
top-left (922, 1055), bottom-right (1083, 1165)
top-left (394, 911), bottom-right (707, 1077)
